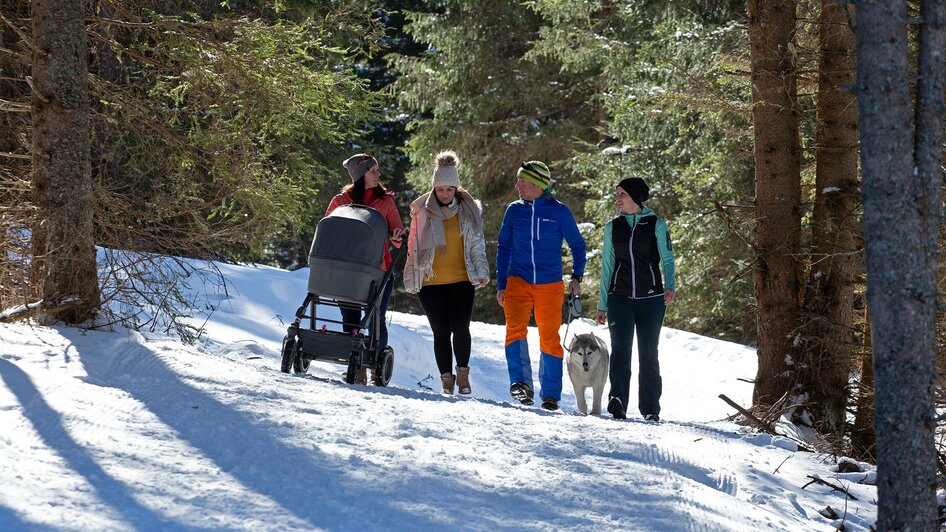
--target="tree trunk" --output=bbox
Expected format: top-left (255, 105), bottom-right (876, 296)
top-left (850, 307), bottom-right (875, 461)
top-left (30, 0), bottom-right (100, 323)
top-left (747, 0), bottom-right (803, 407)
top-left (801, 0), bottom-right (858, 437)
top-left (856, 0), bottom-right (940, 527)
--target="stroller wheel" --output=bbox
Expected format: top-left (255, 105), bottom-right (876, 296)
top-left (280, 335), bottom-right (296, 374)
top-left (292, 340), bottom-right (309, 374)
top-left (373, 346), bottom-right (394, 387)
top-left (344, 352), bottom-right (359, 384)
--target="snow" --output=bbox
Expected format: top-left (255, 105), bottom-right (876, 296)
top-left (0, 301), bottom-right (41, 321)
top-left (0, 259), bottom-right (877, 530)
top-left (600, 145), bottom-right (632, 156)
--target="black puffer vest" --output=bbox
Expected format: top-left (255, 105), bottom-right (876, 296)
top-left (608, 214), bottom-right (664, 299)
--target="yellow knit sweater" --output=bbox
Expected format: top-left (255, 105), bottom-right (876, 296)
top-left (424, 215), bottom-right (468, 286)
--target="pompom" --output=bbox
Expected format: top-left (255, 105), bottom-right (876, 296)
top-left (435, 150), bottom-right (460, 168)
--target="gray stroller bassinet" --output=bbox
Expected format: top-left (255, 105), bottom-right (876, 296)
top-left (280, 204), bottom-right (399, 386)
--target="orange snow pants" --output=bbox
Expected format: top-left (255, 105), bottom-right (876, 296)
top-left (504, 277), bottom-right (566, 399)
top-left (503, 276), bottom-right (566, 357)
top-left (503, 276), bottom-right (565, 358)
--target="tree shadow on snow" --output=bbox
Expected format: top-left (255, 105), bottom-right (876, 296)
top-left (0, 501), bottom-right (49, 531)
top-left (70, 333), bottom-right (554, 530)
top-left (0, 358), bottom-right (182, 530)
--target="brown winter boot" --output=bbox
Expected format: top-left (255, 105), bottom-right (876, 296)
top-left (355, 368), bottom-right (367, 386)
top-left (441, 372), bottom-right (456, 395)
top-left (456, 366), bottom-right (471, 395)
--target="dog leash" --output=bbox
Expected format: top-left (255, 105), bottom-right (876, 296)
top-left (561, 292), bottom-right (582, 349)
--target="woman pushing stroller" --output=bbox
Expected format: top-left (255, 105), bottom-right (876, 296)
top-left (325, 153), bottom-right (405, 385)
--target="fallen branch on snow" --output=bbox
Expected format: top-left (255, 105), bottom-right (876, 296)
top-left (718, 393), bottom-right (815, 452)
top-left (719, 393), bottom-right (778, 435)
top-left (0, 300), bottom-right (44, 322)
top-left (0, 297), bottom-right (80, 323)
top-left (802, 475), bottom-right (859, 501)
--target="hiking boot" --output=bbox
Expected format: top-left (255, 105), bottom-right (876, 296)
top-left (607, 397), bottom-right (626, 420)
top-left (541, 397), bottom-right (559, 411)
top-left (509, 382), bottom-right (534, 406)
top-left (441, 373), bottom-right (456, 395)
top-left (355, 368), bottom-right (368, 386)
top-left (456, 366), bottom-right (471, 395)
top-left (643, 413), bottom-right (660, 422)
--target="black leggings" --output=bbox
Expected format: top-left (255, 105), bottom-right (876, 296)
top-left (418, 281), bottom-right (475, 375)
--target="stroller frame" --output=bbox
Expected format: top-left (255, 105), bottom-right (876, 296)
top-left (280, 257), bottom-right (399, 386)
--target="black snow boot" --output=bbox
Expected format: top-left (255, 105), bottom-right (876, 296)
top-left (541, 397), bottom-right (559, 411)
top-left (509, 382), bottom-right (534, 406)
top-left (607, 397), bottom-right (626, 420)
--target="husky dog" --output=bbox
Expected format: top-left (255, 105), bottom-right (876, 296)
top-left (567, 333), bottom-right (610, 415)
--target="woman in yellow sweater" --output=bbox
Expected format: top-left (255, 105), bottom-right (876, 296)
top-left (404, 151), bottom-right (490, 395)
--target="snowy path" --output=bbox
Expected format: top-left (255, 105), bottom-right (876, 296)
top-left (0, 262), bottom-right (877, 530)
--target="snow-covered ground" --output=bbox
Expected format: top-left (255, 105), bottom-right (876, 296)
top-left (0, 260), bottom-right (877, 530)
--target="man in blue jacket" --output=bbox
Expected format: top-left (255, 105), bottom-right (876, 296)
top-left (496, 161), bottom-right (587, 411)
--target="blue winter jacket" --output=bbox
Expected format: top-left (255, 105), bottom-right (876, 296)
top-left (496, 195), bottom-right (587, 290)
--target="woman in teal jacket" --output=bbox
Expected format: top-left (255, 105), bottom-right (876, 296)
top-left (595, 177), bottom-right (676, 421)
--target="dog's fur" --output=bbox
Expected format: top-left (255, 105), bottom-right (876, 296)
top-left (567, 333), bottom-right (610, 415)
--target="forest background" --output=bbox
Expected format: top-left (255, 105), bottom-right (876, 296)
top-left (1, 0), bottom-right (944, 527)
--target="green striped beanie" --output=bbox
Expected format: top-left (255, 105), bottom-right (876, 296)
top-left (517, 161), bottom-right (552, 191)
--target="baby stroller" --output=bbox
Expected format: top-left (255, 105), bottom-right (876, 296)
top-left (280, 204), bottom-right (400, 386)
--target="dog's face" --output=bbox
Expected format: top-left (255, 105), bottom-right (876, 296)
top-left (568, 333), bottom-right (607, 372)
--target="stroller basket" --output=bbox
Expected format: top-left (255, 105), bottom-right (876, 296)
top-left (307, 204), bottom-right (388, 303)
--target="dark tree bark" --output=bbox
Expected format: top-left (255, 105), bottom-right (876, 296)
top-left (747, 0), bottom-right (803, 407)
top-left (801, 0), bottom-right (859, 437)
top-left (850, 308), bottom-right (875, 460)
top-left (856, 0), bottom-right (941, 528)
top-left (30, 0), bottom-right (100, 322)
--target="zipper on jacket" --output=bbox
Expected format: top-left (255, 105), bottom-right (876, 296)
top-left (610, 263), bottom-right (622, 293)
top-left (628, 214), bottom-right (638, 298)
top-left (649, 263), bottom-right (656, 286)
top-left (530, 202), bottom-right (537, 284)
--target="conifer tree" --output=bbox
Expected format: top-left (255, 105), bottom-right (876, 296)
top-left (857, 0), bottom-right (941, 526)
top-left (747, 0), bottom-right (803, 410)
top-left (31, 0), bottom-right (100, 323)
top-left (801, 0), bottom-right (859, 438)
top-left (2, 0), bottom-right (385, 332)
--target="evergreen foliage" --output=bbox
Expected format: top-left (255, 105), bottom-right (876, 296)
top-left (392, 0), bottom-right (757, 335)
top-left (88, 11), bottom-right (381, 261)
top-left (0, 0), bottom-right (384, 326)
top-left (525, 1), bottom-right (755, 341)
top-left (392, 0), bottom-right (602, 323)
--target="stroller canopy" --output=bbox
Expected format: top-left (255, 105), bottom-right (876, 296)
top-left (309, 204), bottom-right (388, 266)
top-left (307, 204), bottom-right (388, 302)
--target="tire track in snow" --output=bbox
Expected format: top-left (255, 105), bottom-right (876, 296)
top-left (201, 336), bottom-right (798, 531)
top-left (594, 418), bottom-right (772, 531)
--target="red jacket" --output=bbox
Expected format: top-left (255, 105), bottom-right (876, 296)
top-left (325, 188), bottom-right (404, 271)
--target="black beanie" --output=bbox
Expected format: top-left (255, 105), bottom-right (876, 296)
top-left (618, 177), bottom-right (649, 207)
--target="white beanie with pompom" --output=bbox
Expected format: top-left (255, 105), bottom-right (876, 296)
top-left (431, 150), bottom-right (461, 188)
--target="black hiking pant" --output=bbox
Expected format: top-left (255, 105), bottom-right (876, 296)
top-left (418, 281), bottom-right (475, 375)
top-left (341, 271), bottom-right (395, 350)
top-left (607, 294), bottom-right (666, 416)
